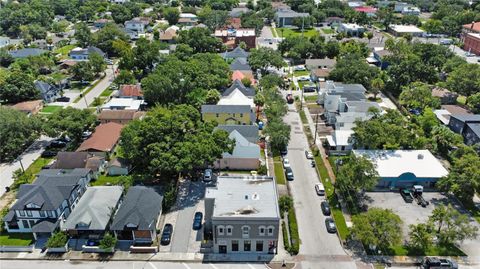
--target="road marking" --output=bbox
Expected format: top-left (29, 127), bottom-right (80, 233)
top-left (149, 262), bottom-right (158, 269)
top-left (248, 264), bottom-right (257, 269)
top-left (182, 262), bottom-right (192, 269)
top-left (209, 263), bottom-right (219, 269)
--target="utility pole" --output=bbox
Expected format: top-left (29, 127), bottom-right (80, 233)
top-left (313, 113), bottom-right (319, 145)
top-left (300, 87), bottom-right (304, 110)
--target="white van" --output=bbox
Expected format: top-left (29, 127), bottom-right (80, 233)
top-left (203, 169), bottom-right (212, 182)
top-left (315, 183), bottom-right (325, 196)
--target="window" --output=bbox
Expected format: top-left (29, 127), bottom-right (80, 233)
top-left (244, 240), bottom-right (251, 251)
top-left (256, 241), bottom-right (264, 252)
top-left (47, 211), bottom-right (54, 218)
top-left (22, 220), bottom-right (29, 228)
top-left (242, 226), bottom-right (250, 238)
top-left (19, 211), bottom-right (25, 217)
top-left (226, 225), bottom-right (233, 235)
top-left (267, 226), bottom-right (275, 236)
top-left (232, 240), bottom-right (239, 251)
top-left (217, 225), bottom-right (225, 235)
top-left (39, 211), bottom-right (46, 218)
top-left (259, 226), bottom-right (266, 236)
top-left (26, 211), bottom-right (32, 217)
top-left (29, 220), bottom-right (35, 228)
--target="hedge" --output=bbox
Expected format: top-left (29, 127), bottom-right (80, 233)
top-left (281, 220), bottom-right (290, 251)
top-left (288, 207), bottom-right (300, 254)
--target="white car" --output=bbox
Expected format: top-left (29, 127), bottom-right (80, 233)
top-left (297, 76), bottom-right (310, 81)
top-left (283, 158), bottom-right (291, 168)
top-left (293, 65), bottom-right (306, 71)
top-left (305, 150), bottom-right (314, 159)
top-left (315, 183), bottom-right (325, 196)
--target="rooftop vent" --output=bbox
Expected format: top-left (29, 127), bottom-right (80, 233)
top-left (252, 193), bottom-right (259, 200)
top-left (244, 195), bottom-right (248, 200)
top-left (417, 154), bottom-right (424, 159)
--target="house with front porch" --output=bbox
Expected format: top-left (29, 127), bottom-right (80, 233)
top-left (2, 169), bottom-right (92, 240)
top-left (204, 176), bottom-right (280, 255)
top-left (111, 186), bottom-right (163, 244)
top-left (201, 105), bottom-right (254, 125)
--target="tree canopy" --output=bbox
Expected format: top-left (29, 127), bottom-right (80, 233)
top-left (177, 27), bottom-right (224, 53)
top-left (329, 54), bottom-right (379, 90)
top-left (336, 154), bottom-right (379, 193)
top-left (248, 48), bottom-right (284, 73)
top-left (42, 107), bottom-right (96, 143)
top-left (119, 105), bottom-right (234, 176)
top-left (0, 71), bottom-right (39, 104)
top-left (399, 82), bottom-right (441, 110)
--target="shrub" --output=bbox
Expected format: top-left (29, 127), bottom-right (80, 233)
top-left (288, 207), bottom-right (300, 254)
top-left (162, 183), bottom-right (177, 211)
top-left (279, 195), bottom-right (293, 215)
top-left (281, 220), bottom-right (290, 251)
top-left (257, 164), bottom-right (268, 175)
top-left (99, 233), bottom-right (117, 250)
top-left (0, 207), bottom-right (10, 233)
top-left (46, 232), bottom-right (68, 248)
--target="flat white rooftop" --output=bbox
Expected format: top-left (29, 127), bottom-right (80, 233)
top-left (353, 150), bottom-right (448, 179)
top-left (390, 24), bottom-right (424, 33)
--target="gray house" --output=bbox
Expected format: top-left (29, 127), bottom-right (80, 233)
top-left (205, 176), bottom-right (280, 254)
top-left (229, 58), bottom-right (251, 71)
top-left (111, 186), bottom-right (163, 244)
top-left (69, 46), bottom-right (106, 61)
top-left (2, 169), bottom-right (92, 240)
top-left (222, 80), bottom-right (256, 98)
top-left (448, 114), bottom-right (480, 146)
top-left (63, 186), bottom-right (123, 238)
top-left (216, 125), bottom-right (259, 143)
top-left (9, 48), bottom-right (48, 58)
top-left (275, 8), bottom-right (309, 27)
top-left (34, 81), bottom-right (62, 103)
top-left (220, 46), bottom-right (249, 60)
top-left (214, 130), bottom-right (261, 170)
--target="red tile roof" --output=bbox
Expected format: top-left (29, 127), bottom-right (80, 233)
top-left (463, 22), bottom-right (480, 33)
top-left (77, 122), bottom-right (124, 152)
top-left (354, 6), bottom-right (377, 13)
top-left (119, 84), bottom-right (143, 97)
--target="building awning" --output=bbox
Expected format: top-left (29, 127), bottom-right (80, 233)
top-left (326, 135), bottom-right (336, 146)
top-left (32, 219), bottom-right (59, 233)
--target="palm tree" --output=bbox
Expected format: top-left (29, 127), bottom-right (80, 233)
top-left (370, 77), bottom-right (385, 99)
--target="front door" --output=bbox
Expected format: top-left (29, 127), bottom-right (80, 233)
top-left (219, 245), bottom-right (227, 254)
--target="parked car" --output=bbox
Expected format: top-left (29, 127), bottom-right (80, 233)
top-left (321, 201), bottom-right (331, 216)
top-left (160, 223), bottom-right (173, 245)
top-left (305, 150), bottom-right (313, 159)
top-left (315, 183), bottom-right (325, 196)
top-left (203, 169), bottom-right (213, 182)
top-left (325, 218), bottom-right (337, 233)
top-left (193, 212), bottom-right (203, 230)
top-left (285, 166), bottom-right (294, 181)
top-left (283, 158), bottom-right (290, 168)
top-left (56, 96), bottom-right (70, 102)
top-left (280, 147), bottom-right (288, 156)
top-left (293, 65), bottom-right (306, 71)
top-left (41, 151), bottom-right (57, 158)
top-left (303, 85), bottom-right (316, 92)
top-left (55, 137), bottom-right (71, 143)
top-left (286, 93), bottom-right (294, 104)
top-left (422, 257), bottom-right (458, 269)
top-left (400, 188), bottom-right (414, 203)
top-left (82, 131), bottom-right (92, 140)
top-left (47, 140), bottom-right (66, 149)
top-left (297, 76), bottom-right (310, 81)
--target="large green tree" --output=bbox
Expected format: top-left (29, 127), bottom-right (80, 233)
top-left (0, 71), bottom-right (39, 104)
top-left (92, 23), bottom-right (129, 57)
top-left (446, 63), bottom-right (480, 100)
top-left (0, 107), bottom-right (42, 162)
top-left (336, 154), bottom-right (379, 193)
top-left (408, 223), bottom-right (434, 251)
top-left (119, 105), bottom-right (234, 176)
top-left (74, 22), bottom-right (92, 48)
top-left (351, 208), bottom-right (403, 251)
top-left (248, 48), bottom-right (284, 73)
top-left (264, 119), bottom-right (291, 153)
top-left (399, 82), bottom-right (441, 110)
top-left (43, 107), bottom-right (96, 143)
top-left (177, 27), bottom-right (224, 53)
top-left (329, 54), bottom-right (379, 90)
top-left (163, 7), bottom-right (180, 25)
top-left (466, 92), bottom-right (480, 114)
top-left (428, 204), bottom-right (478, 245)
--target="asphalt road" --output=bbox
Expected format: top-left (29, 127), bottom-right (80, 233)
top-left (282, 101), bottom-right (354, 267)
top-left (70, 64), bottom-right (117, 109)
top-left (0, 260), bottom-right (267, 269)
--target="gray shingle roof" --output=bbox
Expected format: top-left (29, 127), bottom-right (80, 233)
top-left (111, 186), bottom-right (163, 231)
top-left (222, 80), bottom-right (255, 97)
top-left (450, 114), bottom-right (480, 123)
top-left (9, 48), bottom-right (48, 58)
top-left (221, 46), bottom-right (249, 59)
top-left (216, 125), bottom-right (259, 143)
top-left (467, 123), bottom-right (480, 138)
top-left (69, 46), bottom-right (105, 57)
top-left (229, 58), bottom-right (251, 71)
top-left (32, 219), bottom-right (59, 233)
top-left (201, 105), bottom-right (251, 114)
top-left (34, 81), bottom-right (60, 96)
top-left (63, 186), bottom-right (123, 231)
top-left (223, 130), bottom-right (260, 159)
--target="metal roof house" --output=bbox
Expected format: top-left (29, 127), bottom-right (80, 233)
top-left (353, 150), bottom-right (449, 188)
top-left (111, 186), bottom-right (163, 244)
top-left (222, 80), bottom-right (255, 98)
top-left (63, 186), bottom-right (123, 237)
top-left (275, 8), bottom-right (309, 27)
top-left (214, 130), bottom-right (260, 170)
top-left (205, 176), bottom-right (280, 254)
top-left (220, 46), bottom-right (250, 60)
top-left (448, 114), bottom-right (480, 146)
top-left (69, 46), bottom-right (106, 61)
top-left (9, 48), bottom-right (48, 58)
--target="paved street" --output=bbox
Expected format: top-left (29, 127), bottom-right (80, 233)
top-left (0, 136), bottom-right (52, 197)
top-left (258, 26), bottom-right (279, 50)
top-left (70, 64), bottom-right (117, 109)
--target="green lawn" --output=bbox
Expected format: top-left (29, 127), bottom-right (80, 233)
top-left (27, 157), bottom-right (54, 180)
top-left (54, 44), bottom-right (76, 57)
top-left (100, 87), bottom-right (115, 97)
top-left (278, 27), bottom-right (319, 38)
top-left (457, 95), bottom-right (467, 105)
top-left (387, 243), bottom-right (466, 256)
top-left (91, 175), bottom-right (123, 186)
top-left (293, 70), bottom-right (310, 77)
top-left (321, 28), bottom-right (335, 34)
top-left (273, 155), bottom-right (286, 185)
top-left (0, 233), bottom-right (34, 246)
top-left (270, 27), bottom-right (278, 38)
top-left (40, 105), bottom-right (63, 114)
top-left (304, 94), bottom-right (318, 102)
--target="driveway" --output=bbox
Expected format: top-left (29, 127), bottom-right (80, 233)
top-left (258, 26), bottom-right (280, 50)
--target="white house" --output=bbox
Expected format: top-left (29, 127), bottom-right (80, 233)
top-left (337, 23), bottom-right (365, 37)
top-left (0, 36), bottom-right (10, 48)
top-left (101, 98), bottom-right (145, 111)
top-left (401, 6), bottom-right (420, 15)
top-left (218, 88), bottom-right (255, 108)
top-left (389, 24), bottom-right (425, 37)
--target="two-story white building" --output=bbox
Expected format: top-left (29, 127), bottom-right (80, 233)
top-left (2, 169), bottom-right (92, 240)
top-left (124, 17), bottom-right (150, 39)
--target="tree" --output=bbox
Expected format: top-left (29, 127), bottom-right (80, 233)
top-left (259, 74), bottom-right (284, 90)
top-left (351, 208), bottom-right (403, 251)
top-left (70, 61), bottom-right (95, 82)
top-left (89, 52), bottom-right (106, 75)
top-left (293, 16), bottom-right (315, 29)
top-left (446, 63), bottom-right (480, 100)
top-left (198, 7), bottom-right (229, 30)
top-left (205, 89), bottom-right (220, 104)
top-left (437, 153), bottom-right (480, 203)
top-left (364, 31), bottom-right (374, 43)
top-left (329, 54), bottom-right (379, 90)
top-left (248, 48), bottom-right (284, 73)
top-left (110, 4), bottom-right (133, 24)
top-left (113, 70), bottom-right (137, 87)
top-left (431, 125), bottom-right (463, 156)
top-left (399, 82), bottom-right (441, 110)
top-left (43, 107), bottom-right (96, 143)
top-left (120, 105), bottom-right (234, 176)
top-left (336, 154), bottom-right (379, 194)
top-left (424, 19), bottom-right (444, 34)
top-left (46, 232), bottom-right (67, 248)
top-left (264, 119), bottom-right (291, 153)
top-left (177, 27), bottom-right (224, 53)
top-left (0, 71), bottom-right (39, 104)
top-left (241, 11), bottom-right (265, 34)
top-left (466, 92), bottom-right (480, 114)
top-left (370, 77), bottom-right (384, 99)
top-left (428, 204), bottom-right (478, 245)
top-left (0, 49), bottom-right (14, 67)
top-left (279, 195), bottom-right (293, 213)
top-left (92, 23), bottom-right (129, 57)
top-left (99, 233), bottom-right (117, 250)
top-left (164, 7), bottom-right (180, 25)
top-left (74, 22), bottom-right (92, 48)
top-left (119, 38), bottom-right (162, 77)
top-left (408, 223), bottom-right (434, 251)
top-left (0, 107), bottom-right (42, 162)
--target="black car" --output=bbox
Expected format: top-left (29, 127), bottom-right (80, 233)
top-left (193, 212), bottom-right (203, 230)
top-left (321, 201), bottom-right (331, 216)
top-left (286, 94), bottom-right (294, 104)
top-left (55, 137), bottom-right (71, 143)
top-left (47, 140), bottom-right (67, 149)
top-left (160, 223), bottom-right (173, 245)
top-left (400, 189), bottom-right (414, 203)
top-left (41, 150), bottom-right (57, 158)
top-left (325, 218), bottom-right (337, 233)
top-left (285, 166), bottom-right (294, 181)
top-left (422, 257), bottom-right (458, 269)
top-left (56, 96), bottom-right (70, 102)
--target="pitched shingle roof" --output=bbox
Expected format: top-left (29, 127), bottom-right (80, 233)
top-left (229, 58), bottom-right (251, 71)
top-left (9, 48), bottom-right (48, 58)
top-left (119, 84), bottom-right (143, 97)
top-left (111, 186), bottom-right (163, 231)
top-left (222, 79), bottom-right (255, 97)
top-left (217, 125), bottom-right (259, 144)
top-left (221, 46), bottom-right (249, 59)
